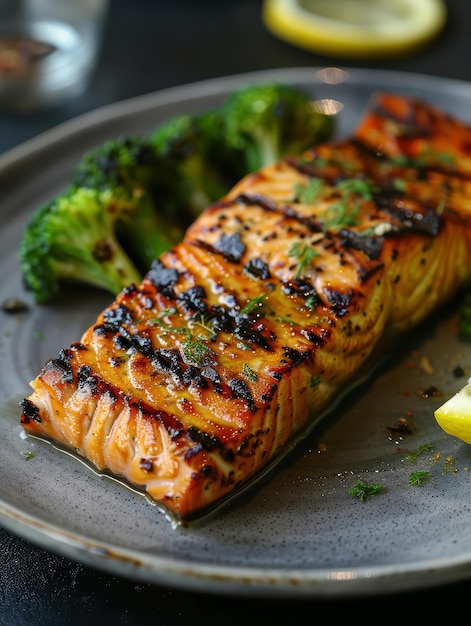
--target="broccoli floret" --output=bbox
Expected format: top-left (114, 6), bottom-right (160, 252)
top-left (220, 82), bottom-right (335, 176)
top-left (72, 135), bottom-right (161, 190)
top-left (149, 83), bottom-right (335, 223)
top-left (71, 135), bottom-right (183, 271)
top-left (196, 106), bottom-right (247, 189)
top-left (19, 187), bottom-right (146, 303)
top-left (19, 83), bottom-right (337, 305)
top-left (150, 114), bottom-right (229, 223)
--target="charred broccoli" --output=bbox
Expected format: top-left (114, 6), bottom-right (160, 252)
top-left (150, 113), bottom-right (229, 222)
top-left (71, 135), bottom-right (183, 271)
top-left (150, 82), bottom-right (334, 222)
top-left (19, 187), bottom-right (146, 303)
top-left (19, 82), bottom-right (336, 304)
top-left (219, 82), bottom-right (335, 177)
top-left (19, 136), bottom-right (185, 303)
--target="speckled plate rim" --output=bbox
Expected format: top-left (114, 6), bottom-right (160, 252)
top-left (2, 66), bottom-right (471, 598)
top-left (2, 494), bottom-right (471, 599)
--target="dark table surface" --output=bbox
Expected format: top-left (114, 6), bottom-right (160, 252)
top-left (2, 0), bottom-right (471, 623)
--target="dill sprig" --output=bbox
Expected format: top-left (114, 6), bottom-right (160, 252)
top-left (403, 443), bottom-right (434, 465)
top-left (182, 335), bottom-right (212, 365)
top-left (321, 177), bottom-right (377, 231)
top-left (408, 471), bottom-right (432, 486)
top-left (148, 307), bottom-right (214, 365)
top-left (335, 178), bottom-right (375, 200)
top-left (323, 198), bottom-right (360, 229)
top-left (241, 290), bottom-right (272, 315)
top-left (242, 363), bottom-right (257, 381)
top-left (192, 314), bottom-right (217, 340)
top-left (390, 148), bottom-right (455, 169)
top-left (288, 241), bottom-right (320, 277)
top-left (347, 480), bottom-right (383, 502)
top-left (293, 178), bottom-right (323, 203)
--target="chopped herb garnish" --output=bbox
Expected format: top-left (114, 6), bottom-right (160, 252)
top-left (151, 313), bottom-right (215, 365)
top-left (193, 314), bottom-right (217, 340)
top-left (241, 290), bottom-right (271, 315)
top-left (390, 155), bottom-right (413, 167)
top-left (305, 295), bottom-right (317, 310)
top-left (159, 306), bottom-right (178, 318)
top-left (336, 178), bottom-right (375, 200)
top-left (278, 315), bottom-right (299, 326)
top-left (309, 376), bottom-right (321, 388)
top-left (22, 451), bottom-right (35, 461)
top-left (293, 178), bottom-right (323, 203)
top-left (148, 307), bottom-right (179, 329)
top-left (437, 152), bottom-right (455, 164)
top-left (347, 480), bottom-right (383, 501)
top-left (323, 198), bottom-right (360, 229)
top-left (389, 148), bottom-right (455, 169)
top-left (392, 178), bottom-right (406, 193)
top-left (320, 176), bottom-right (377, 231)
top-left (151, 318), bottom-right (188, 336)
top-left (150, 308), bottom-right (217, 356)
top-left (403, 443), bottom-right (434, 465)
top-left (242, 363), bottom-right (257, 381)
top-left (237, 341), bottom-right (252, 351)
top-left (288, 241), bottom-right (320, 277)
top-left (408, 471), bottom-right (431, 486)
top-left (182, 336), bottom-right (212, 365)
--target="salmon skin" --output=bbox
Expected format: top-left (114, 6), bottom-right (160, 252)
top-left (20, 92), bottom-right (471, 526)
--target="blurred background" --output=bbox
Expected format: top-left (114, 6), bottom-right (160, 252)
top-left (0, 0), bottom-right (464, 154)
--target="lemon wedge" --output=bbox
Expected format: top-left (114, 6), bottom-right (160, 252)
top-left (435, 379), bottom-right (471, 445)
top-left (262, 0), bottom-right (447, 59)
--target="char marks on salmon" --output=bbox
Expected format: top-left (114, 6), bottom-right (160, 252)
top-left (20, 92), bottom-right (471, 524)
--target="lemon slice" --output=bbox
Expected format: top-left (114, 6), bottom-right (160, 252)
top-left (262, 0), bottom-right (447, 59)
top-left (435, 379), bottom-right (471, 445)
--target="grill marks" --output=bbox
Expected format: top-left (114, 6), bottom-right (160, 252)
top-left (21, 91), bottom-right (471, 523)
top-left (289, 146), bottom-right (445, 234)
top-left (186, 135), bottom-right (444, 324)
top-left (194, 189), bottom-right (384, 302)
top-left (88, 265), bottom-right (309, 413)
top-left (81, 125), bottom-right (452, 422)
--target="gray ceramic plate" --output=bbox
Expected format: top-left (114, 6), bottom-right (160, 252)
top-left (1, 67), bottom-right (471, 598)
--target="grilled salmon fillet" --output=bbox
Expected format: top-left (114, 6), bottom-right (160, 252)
top-left (19, 92), bottom-right (471, 525)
